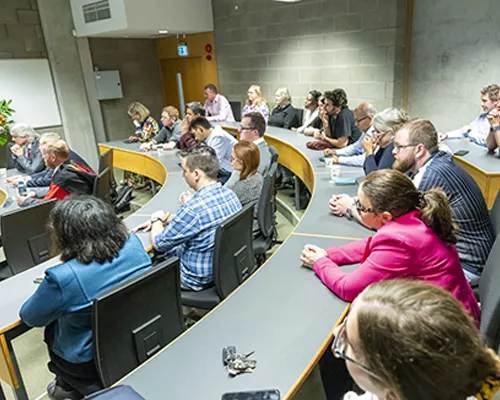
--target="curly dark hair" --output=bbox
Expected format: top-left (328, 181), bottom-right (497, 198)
top-left (48, 196), bottom-right (129, 264)
top-left (324, 88), bottom-right (348, 108)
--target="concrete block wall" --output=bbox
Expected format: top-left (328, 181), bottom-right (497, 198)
top-left (89, 39), bottom-right (164, 142)
top-left (213, 0), bottom-right (407, 113)
top-left (409, 0), bottom-right (500, 132)
top-left (0, 0), bottom-right (46, 58)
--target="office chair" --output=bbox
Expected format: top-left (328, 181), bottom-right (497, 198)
top-left (93, 167), bottom-right (112, 203)
top-left (480, 235), bottom-right (500, 350)
top-left (93, 258), bottom-right (185, 387)
top-left (0, 199), bottom-right (56, 279)
top-left (229, 101), bottom-right (242, 121)
top-left (181, 204), bottom-right (254, 309)
top-left (98, 149), bottom-right (115, 186)
top-left (490, 189), bottom-right (500, 236)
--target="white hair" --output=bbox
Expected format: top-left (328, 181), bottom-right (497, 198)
top-left (373, 108), bottom-right (410, 134)
top-left (275, 87), bottom-right (292, 105)
top-left (10, 123), bottom-right (39, 143)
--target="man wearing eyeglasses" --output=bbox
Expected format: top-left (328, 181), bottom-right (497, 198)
top-left (322, 102), bottom-right (377, 167)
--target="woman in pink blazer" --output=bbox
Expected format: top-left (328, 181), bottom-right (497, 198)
top-left (301, 169), bottom-right (480, 325)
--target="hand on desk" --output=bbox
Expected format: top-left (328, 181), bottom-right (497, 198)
top-left (6, 176), bottom-right (22, 186)
top-left (131, 211), bottom-right (172, 233)
top-left (329, 194), bottom-right (354, 216)
top-left (128, 135), bottom-right (140, 142)
top-left (16, 192), bottom-right (36, 206)
top-left (139, 142), bottom-right (153, 152)
top-left (300, 244), bottom-right (328, 268)
top-left (314, 131), bottom-right (325, 140)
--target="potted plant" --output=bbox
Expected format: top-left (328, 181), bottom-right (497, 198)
top-left (0, 99), bottom-right (15, 146)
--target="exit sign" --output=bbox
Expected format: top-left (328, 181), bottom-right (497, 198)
top-left (177, 44), bottom-right (188, 57)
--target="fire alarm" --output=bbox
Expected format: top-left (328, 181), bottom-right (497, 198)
top-left (205, 44), bottom-right (212, 53)
top-left (206, 54), bottom-right (212, 61)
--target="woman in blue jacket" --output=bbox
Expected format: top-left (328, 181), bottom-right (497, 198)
top-left (20, 196), bottom-right (152, 399)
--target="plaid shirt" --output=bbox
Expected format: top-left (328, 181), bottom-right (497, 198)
top-left (154, 183), bottom-right (241, 290)
top-left (417, 151), bottom-right (494, 275)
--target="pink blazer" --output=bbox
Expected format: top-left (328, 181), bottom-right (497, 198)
top-left (313, 210), bottom-right (480, 325)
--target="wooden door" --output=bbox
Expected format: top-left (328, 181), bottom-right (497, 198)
top-left (160, 57), bottom-right (204, 112)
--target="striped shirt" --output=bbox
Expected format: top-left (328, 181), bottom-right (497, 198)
top-left (416, 151), bottom-right (494, 275)
top-left (154, 183), bottom-right (242, 291)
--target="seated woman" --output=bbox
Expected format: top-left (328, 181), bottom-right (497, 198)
top-left (293, 89), bottom-right (321, 133)
top-left (226, 140), bottom-right (263, 235)
top-left (268, 88), bottom-right (300, 130)
top-left (362, 107), bottom-right (409, 175)
top-left (242, 85), bottom-right (269, 121)
top-left (338, 279), bottom-right (500, 399)
top-left (8, 123), bottom-right (45, 174)
top-left (127, 101), bottom-right (159, 142)
top-left (140, 106), bottom-right (182, 151)
top-left (20, 196), bottom-right (152, 399)
top-left (179, 102), bottom-right (205, 150)
top-left (300, 169), bottom-right (480, 324)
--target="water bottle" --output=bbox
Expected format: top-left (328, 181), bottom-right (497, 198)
top-left (18, 180), bottom-right (27, 196)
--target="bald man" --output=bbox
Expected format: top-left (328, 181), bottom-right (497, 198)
top-left (322, 102), bottom-right (377, 166)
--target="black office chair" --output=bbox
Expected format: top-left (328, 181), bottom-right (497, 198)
top-left (295, 108), bottom-right (304, 125)
top-left (253, 173), bottom-right (277, 266)
top-left (0, 200), bottom-right (56, 279)
top-left (268, 145), bottom-right (279, 168)
top-left (229, 101), bottom-right (242, 121)
top-left (480, 235), bottom-right (500, 350)
top-left (93, 258), bottom-right (185, 387)
top-left (98, 149), bottom-right (115, 185)
top-left (490, 189), bottom-right (500, 236)
top-left (181, 204), bottom-right (254, 309)
top-left (93, 168), bottom-right (112, 203)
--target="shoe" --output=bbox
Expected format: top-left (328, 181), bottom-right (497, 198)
top-left (47, 381), bottom-right (81, 400)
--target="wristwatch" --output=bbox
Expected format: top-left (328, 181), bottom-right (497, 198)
top-left (345, 202), bottom-right (355, 220)
top-left (491, 125), bottom-right (500, 132)
top-left (150, 216), bottom-right (162, 223)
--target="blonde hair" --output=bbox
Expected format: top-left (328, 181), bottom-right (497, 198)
top-left (127, 102), bottom-right (150, 121)
top-left (39, 132), bottom-right (61, 145)
top-left (10, 123), bottom-right (39, 143)
top-left (355, 279), bottom-right (499, 400)
top-left (162, 106), bottom-right (179, 121)
top-left (247, 85), bottom-right (267, 106)
top-left (275, 87), bottom-right (291, 106)
top-left (42, 139), bottom-right (69, 159)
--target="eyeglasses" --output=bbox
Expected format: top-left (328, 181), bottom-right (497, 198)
top-left (230, 156), bottom-right (240, 163)
top-left (332, 318), bottom-right (380, 380)
top-left (355, 198), bottom-right (376, 214)
top-left (355, 116), bottom-right (370, 124)
top-left (393, 142), bottom-right (417, 152)
top-left (239, 125), bottom-right (255, 131)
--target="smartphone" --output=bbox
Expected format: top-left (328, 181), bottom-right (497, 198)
top-left (221, 390), bottom-right (280, 400)
top-left (454, 150), bottom-right (469, 157)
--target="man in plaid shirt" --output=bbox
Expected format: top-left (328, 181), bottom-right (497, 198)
top-left (134, 147), bottom-right (241, 291)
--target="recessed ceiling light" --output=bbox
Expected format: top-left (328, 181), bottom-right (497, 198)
top-left (158, 30), bottom-right (169, 34)
top-left (273, 0), bottom-right (302, 2)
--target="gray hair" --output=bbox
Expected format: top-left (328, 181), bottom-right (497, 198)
top-left (275, 87), bottom-right (292, 105)
top-left (186, 102), bottom-right (206, 117)
top-left (360, 102), bottom-right (377, 117)
top-left (10, 123), bottom-right (39, 143)
top-left (373, 108), bottom-right (410, 134)
top-left (40, 132), bottom-right (61, 145)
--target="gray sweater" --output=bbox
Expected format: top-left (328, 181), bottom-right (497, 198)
top-left (227, 173), bottom-right (263, 234)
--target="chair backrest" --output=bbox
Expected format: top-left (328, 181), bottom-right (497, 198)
top-left (295, 108), bottom-right (304, 124)
top-left (490, 189), bottom-right (500, 236)
top-left (480, 235), bottom-right (500, 350)
top-left (1, 200), bottom-right (56, 275)
top-left (99, 149), bottom-right (116, 187)
top-left (93, 167), bottom-right (112, 203)
top-left (257, 173), bottom-right (276, 239)
top-left (268, 145), bottom-right (279, 166)
top-left (93, 258), bottom-right (185, 387)
top-left (213, 204), bottom-right (254, 299)
top-left (229, 101), bottom-right (242, 122)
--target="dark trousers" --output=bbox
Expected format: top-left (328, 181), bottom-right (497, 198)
top-left (319, 339), bottom-right (354, 400)
top-left (48, 350), bottom-right (103, 398)
top-left (217, 169), bottom-right (231, 185)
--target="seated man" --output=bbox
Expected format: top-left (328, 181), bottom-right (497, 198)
top-left (203, 83), bottom-right (235, 122)
top-left (189, 116), bottom-right (237, 185)
top-left (323, 102), bottom-right (377, 166)
top-left (8, 123), bottom-right (45, 174)
top-left (7, 132), bottom-right (92, 189)
top-left (312, 89), bottom-right (362, 149)
top-left (330, 119), bottom-right (494, 282)
top-left (17, 139), bottom-right (96, 207)
top-left (442, 84), bottom-right (499, 146)
top-left (133, 147), bottom-right (241, 291)
top-left (140, 106), bottom-right (182, 152)
top-left (225, 112), bottom-right (272, 187)
top-left (180, 102), bottom-right (205, 150)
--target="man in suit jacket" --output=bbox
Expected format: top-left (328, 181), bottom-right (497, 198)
top-left (225, 112), bottom-right (273, 187)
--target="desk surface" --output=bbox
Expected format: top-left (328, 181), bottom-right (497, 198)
top-left (444, 138), bottom-right (499, 174)
top-left (1, 128), bottom-right (498, 399)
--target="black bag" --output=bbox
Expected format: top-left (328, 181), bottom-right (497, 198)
top-left (113, 183), bottom-right (134, 214)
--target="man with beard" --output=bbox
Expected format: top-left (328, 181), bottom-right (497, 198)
top-left (330, 119), bottom-right (494, 283)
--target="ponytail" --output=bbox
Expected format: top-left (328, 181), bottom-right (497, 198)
top-left (419, 188), bottom-right (458, 245)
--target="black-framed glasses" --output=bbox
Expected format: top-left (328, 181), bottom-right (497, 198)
top-left (393, 142), bottom-right (417, 152)
top-left (355, 116), bottom-right (370, 124)
top-left (355, 198), bottom-right (376, 214)
top-left (239, 125), bottom-right (255, 131)
top-left (332, 318), bottom-right (380, 380)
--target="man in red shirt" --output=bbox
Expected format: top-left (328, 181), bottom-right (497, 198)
top-left (17, 139), bottom-right (95, 206)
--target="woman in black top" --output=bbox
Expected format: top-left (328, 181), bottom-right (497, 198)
top-left (268, 88), bottom-right (300, 130)
top-left (362, 107), bottom-right (409, 175)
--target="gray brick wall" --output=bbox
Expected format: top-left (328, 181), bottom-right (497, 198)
top-left (0, 0), bottom-right (46, 58)
top-left (213, 0), bottom-right (407, 113)
top-left (89, 39), bottom-right (164, 142)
